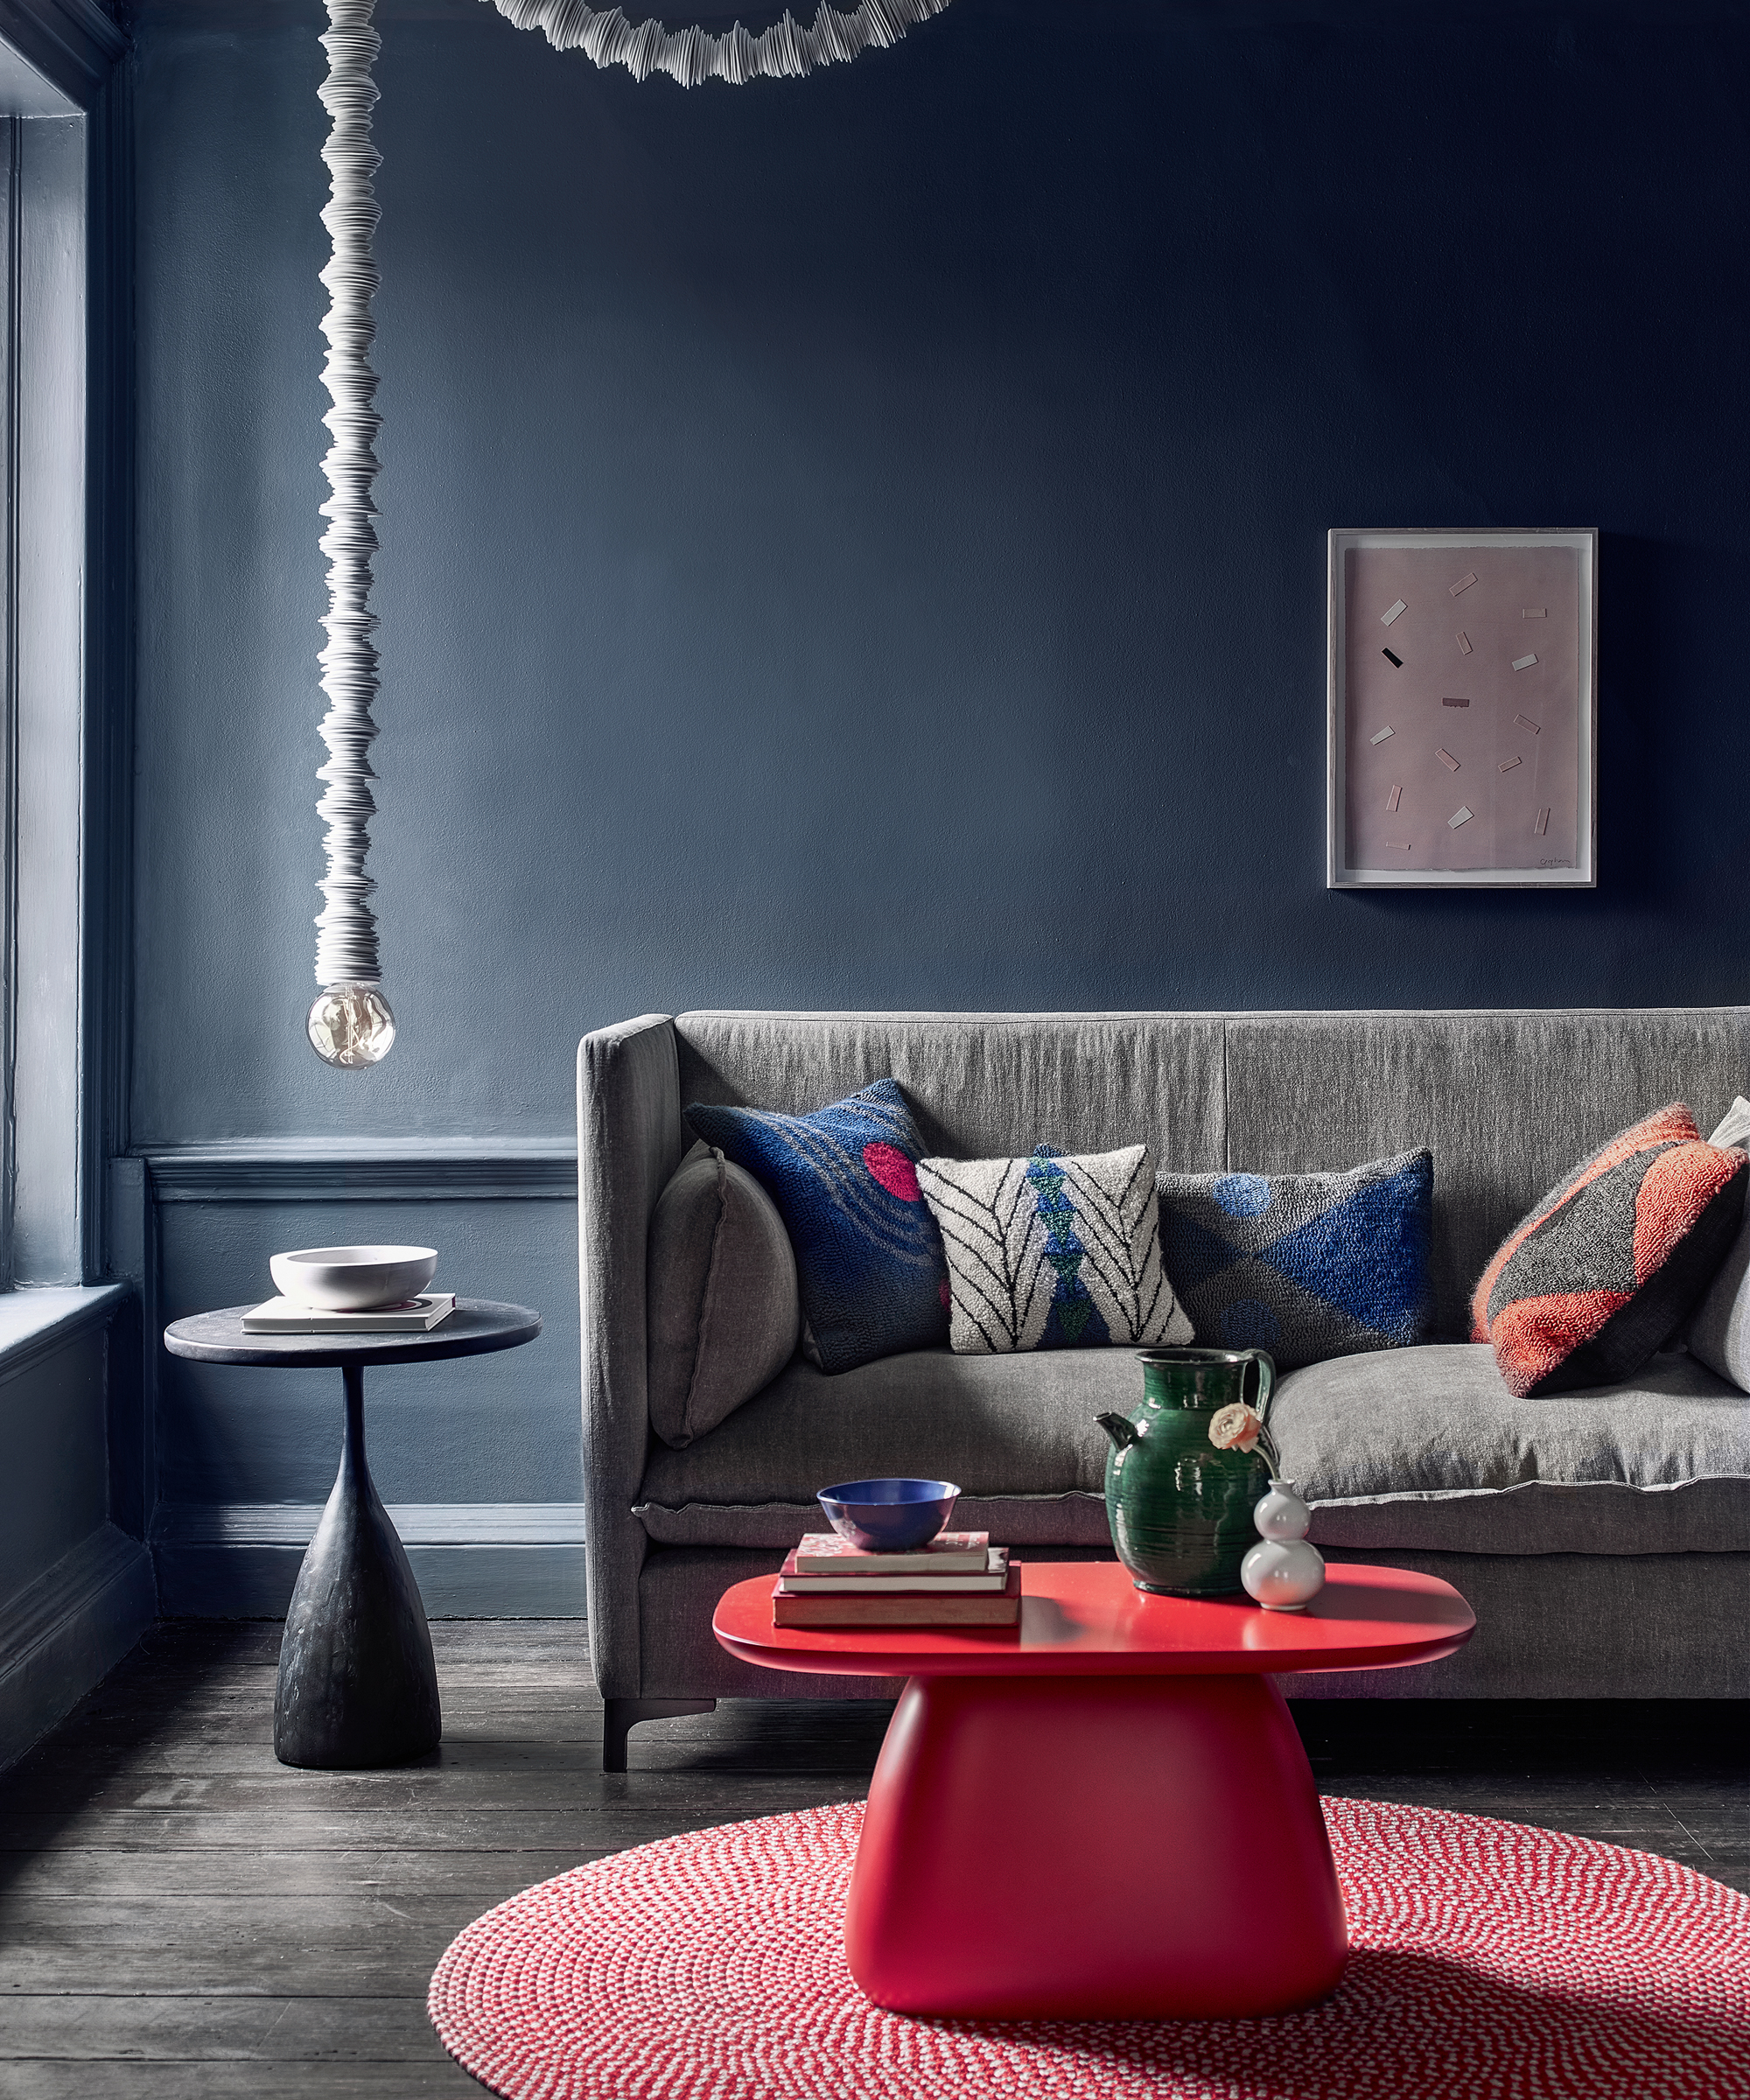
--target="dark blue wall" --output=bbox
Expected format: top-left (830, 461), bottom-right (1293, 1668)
top-left (133, 0), bottom-right (1750, 1153)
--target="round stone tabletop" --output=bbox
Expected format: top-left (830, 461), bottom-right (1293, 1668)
top-left (163, 1298), bottom-right (542, 1371)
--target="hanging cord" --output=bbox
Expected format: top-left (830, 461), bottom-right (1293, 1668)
top-left (485, 0), bottom-right (955, 86)
top-left (308, 0), bottom-right (954, 1060)
top-left (314, 0), bottom-right (384, 991)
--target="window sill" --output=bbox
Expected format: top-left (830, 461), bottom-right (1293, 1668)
top-left (0, 1281), bottom-right (130, 1382)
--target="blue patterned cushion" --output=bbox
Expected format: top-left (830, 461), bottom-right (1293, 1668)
top-left (1156, 1150), bottom-right (1434, 1369)
top-left (685, 1079), bottom-right (948, 1375)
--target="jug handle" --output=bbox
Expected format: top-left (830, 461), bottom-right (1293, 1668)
top-left (1242, 1349), bottom-right (1277, 1424)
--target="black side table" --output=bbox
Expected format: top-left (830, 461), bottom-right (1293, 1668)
top-left (164, 1299), bottom-right (542, 1770)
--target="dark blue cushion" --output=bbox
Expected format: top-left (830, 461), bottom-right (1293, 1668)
top-left (685, 1079), bottom-right (949, 1375)
top-left (1156, 1149), bottom-right (1434, 1369)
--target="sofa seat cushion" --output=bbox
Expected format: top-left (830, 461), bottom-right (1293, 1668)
top-left (1277, 1343), bottom-right (1750, 1554)
top-left (634, 1346), bottom-right (1134, 1550)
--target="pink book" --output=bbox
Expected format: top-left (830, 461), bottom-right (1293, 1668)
top-left (791, 1530), bottom-right (990, 1576)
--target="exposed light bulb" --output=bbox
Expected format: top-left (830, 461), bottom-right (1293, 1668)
top-left (307, 982), bottom-right (396, 1068)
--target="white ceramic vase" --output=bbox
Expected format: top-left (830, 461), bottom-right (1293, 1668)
top-left (1241, 1478), bottom-right (1326, 1613)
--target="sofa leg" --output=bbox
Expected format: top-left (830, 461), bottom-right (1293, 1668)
top-left (603, 1697), bottom-right (717, 1772)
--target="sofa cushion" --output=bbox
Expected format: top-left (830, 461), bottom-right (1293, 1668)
top-left (647, 1144), bottom-right (800, 1449)
top-left (1470, 1103), bottom-right (1747, 1396)
top-left (1274, 1342), bottom-right (1750, 1553)
top-left (685, 1077), bottom-right (948, 1374)
top-left (634, 1346), bottom-right (1138, 1549)
top-left (1688, 1096), bottom-right (1750, 1394)
top-left (918, 1144), bottom-right (1192, 1354)
top-left (1156, 1150), bottom-right (1432, 1369)
top-left (1711, 1095), bottom-right (1750, 1150)
top-left (1688, 1208), bottom-right (1750, 1396)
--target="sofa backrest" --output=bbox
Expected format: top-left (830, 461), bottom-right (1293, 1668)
top-left (674, 1008), bottom-right (1750, 1342)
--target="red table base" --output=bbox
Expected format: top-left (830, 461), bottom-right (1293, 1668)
top-left (844, 1670), bottom-right (1348, 2020)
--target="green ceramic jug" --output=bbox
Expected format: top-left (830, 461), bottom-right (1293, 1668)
top-left (1096, 1347), bottom-right (1276, 1597)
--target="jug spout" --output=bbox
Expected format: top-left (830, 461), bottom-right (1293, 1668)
top-left (1096, 1410), bottom-right (1140, 1450)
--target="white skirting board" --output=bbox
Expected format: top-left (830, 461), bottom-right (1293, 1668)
top-left (151, 1502), bottom-right (589, 1618)
top-left (0, 1523), bottom-right (158, 1771)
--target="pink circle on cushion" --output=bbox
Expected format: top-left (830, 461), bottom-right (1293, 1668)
top-left (863, 1142), bottom-right (921, 1202)
top-left (429, 1800), bottom-right (1750, 2100)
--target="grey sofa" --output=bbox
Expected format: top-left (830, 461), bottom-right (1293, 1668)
top-left (578, 1009), bottom-right (1750, 1768)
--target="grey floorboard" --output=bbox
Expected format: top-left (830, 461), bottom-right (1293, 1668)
top-left (0, 1849), bottom-right (602, 1898)
top-left (0, 2073), bottom-right (479, 2098)
top-left (1, 1619), bottom-right (1745, 2098)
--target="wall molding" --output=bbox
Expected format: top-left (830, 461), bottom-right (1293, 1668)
top-left (0, 1520), bottom-right (155, 1770)
top-left (154, 1501), bottom-right (588, 1549)
top-left (151, 1501), bottom-right (589, 1620)
top-left (142, 1141), bottom-right (578, 1204)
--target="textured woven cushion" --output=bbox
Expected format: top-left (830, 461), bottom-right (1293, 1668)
top-left (1154, 1151), bottom-right (1433, 1370)
top-left (685, 1078), bottom-right (948, 1375)
top-left (1471, 1102), bottom-right (1749, 1397)
top-left (646, 1145), bottom-right (800, 1449)
top-left (1686, 1096), bottom-right (1750, 1393)
top-left (916, 1144), bottom-right (1193, 1354)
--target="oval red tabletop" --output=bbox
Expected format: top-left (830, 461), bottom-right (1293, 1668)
top-left (712, 1559), bottom-right (1474, 1679)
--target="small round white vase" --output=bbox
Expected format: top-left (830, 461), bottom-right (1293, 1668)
top-left (1241, 1477), bottom-right (1326, 1612)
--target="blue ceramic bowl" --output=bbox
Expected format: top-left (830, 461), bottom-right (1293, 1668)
top-left (816, 1478), bottom-right (961, 1553)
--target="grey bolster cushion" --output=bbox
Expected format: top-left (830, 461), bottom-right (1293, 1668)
top-left (647, 1144), bottom-right (801, 1447)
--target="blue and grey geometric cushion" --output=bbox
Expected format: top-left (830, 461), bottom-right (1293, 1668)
top-left (1156, 1150), bottom-right (1434, 1370)
top-left (685, 1078), bottom-right (948, 1376)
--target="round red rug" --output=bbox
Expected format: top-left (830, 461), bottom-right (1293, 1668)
top-left (429, 1797), bottom-right (1750, 2099)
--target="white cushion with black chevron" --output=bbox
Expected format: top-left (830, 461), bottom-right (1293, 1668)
top-left (917, 1143), bottom-right (1194, 1354)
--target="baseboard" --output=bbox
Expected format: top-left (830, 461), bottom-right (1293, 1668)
top-left (151, 1501), bottom-right (589, 1618)
top-left (0, 1522), bottom-right (157, 1771)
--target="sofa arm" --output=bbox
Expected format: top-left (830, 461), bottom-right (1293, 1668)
top-left (578, 1014), bottom-right (683, 1700)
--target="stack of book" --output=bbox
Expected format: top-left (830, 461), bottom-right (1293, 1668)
top-left (772, 1531), bottom-right (1019, 1628)
top-left (241, 1293), bottom-right (457, 1335)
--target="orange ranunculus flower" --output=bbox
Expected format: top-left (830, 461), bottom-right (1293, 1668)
top-left (1208, 1403), bottom-right (1263, 1453)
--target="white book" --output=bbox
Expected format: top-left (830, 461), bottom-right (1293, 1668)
top-left (776, 1547), bottom-right (1010, 1593)
top-left (242, 1292), bottom-right (456, 1334)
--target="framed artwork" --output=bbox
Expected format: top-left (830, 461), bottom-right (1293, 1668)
top-left (1327, 528), bottom-right (1597, 888)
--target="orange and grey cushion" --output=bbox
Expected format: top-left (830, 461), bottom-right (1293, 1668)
top-left (1471, 1103), bottom-right (1748, 1397)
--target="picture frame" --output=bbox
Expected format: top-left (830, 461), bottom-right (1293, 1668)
top-left (1327, 528), bottom-right (1597, 889)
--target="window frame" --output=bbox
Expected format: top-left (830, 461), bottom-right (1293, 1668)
top-left (0, 0), bottom-right (127, 1291)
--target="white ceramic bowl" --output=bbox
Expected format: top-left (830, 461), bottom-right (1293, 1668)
top-left (270, 1245), bottom-right (438, 1312)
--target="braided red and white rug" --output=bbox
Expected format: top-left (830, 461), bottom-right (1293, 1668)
top-left (429, 1797), bottom-right (1750, 2099)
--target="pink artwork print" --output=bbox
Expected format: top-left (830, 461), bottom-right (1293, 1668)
top-left (1344, 543), bottom-right (1581, 875)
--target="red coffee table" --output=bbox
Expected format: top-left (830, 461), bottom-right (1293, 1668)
top-left (714, 1558), bottom-right (1474, 2020)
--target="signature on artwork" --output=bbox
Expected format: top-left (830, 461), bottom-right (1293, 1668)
top-left (1538, 858), bottom-right (1572, 868)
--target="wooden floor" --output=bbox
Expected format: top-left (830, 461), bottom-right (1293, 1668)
top-left (0, 1621), bottom-right (1745, 2096)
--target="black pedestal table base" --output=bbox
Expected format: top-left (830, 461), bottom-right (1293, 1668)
top-left (275, 1364), bottom-right (443, 1768)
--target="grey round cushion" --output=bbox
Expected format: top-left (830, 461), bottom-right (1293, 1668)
top-left (647, 1145), bottom-right (801, 1449)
